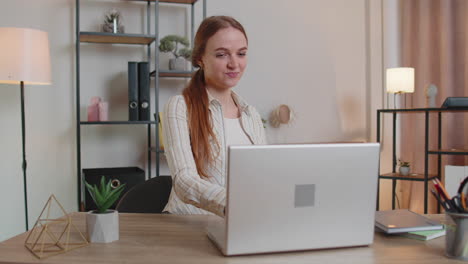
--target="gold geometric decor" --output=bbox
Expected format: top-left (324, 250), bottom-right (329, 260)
top-left (24, 195), bottom-right (88, 259)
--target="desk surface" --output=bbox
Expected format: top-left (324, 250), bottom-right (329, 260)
top-left (0, 213), bottom-right (461, 264)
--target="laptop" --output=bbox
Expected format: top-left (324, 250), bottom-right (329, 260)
top-left (441, 97), bottom-right (468, 108)
top-left (206, 143), bottom-right (380, 256)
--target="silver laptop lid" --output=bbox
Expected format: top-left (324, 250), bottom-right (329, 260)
top-left (225, 143), bottom-right (380, 255)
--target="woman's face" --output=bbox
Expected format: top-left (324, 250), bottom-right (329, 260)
top-left (201, 27), bottom-right (248, 91)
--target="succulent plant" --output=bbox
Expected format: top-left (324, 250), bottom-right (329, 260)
top-left (398, 159), bottom-right (410, 167)
top-left (85, 176), bottom-right (126, 214)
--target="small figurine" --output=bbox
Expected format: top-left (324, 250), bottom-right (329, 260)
top-left (426, 84), bottom-right (438, 108)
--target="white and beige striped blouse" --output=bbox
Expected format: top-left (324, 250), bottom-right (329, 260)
top-left (162, 91), bottom-right (267, 217)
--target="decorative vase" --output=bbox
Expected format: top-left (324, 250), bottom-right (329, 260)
top-left (86, 210), bottom-right (119, 243)
top-left (399, 166), bottom-right (410, 176)
top-left (102, 23), bottom-right (124, 34)
top-left (169, 57), bottom-right (187, 71)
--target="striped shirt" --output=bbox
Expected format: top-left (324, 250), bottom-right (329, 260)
top-left (162, 91), bottom-right (267, 217)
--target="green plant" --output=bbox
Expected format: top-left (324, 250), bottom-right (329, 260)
top-left (85, 176), bottom-right (126, 214)
top-left (261, 118), bottom-right (267, 128)
top-left (159, 35), bottom-right (192, 60)
top-left (398, 159), bottom-right (410, 167)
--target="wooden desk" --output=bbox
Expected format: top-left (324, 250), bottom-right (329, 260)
top-left (0, 213), bottom-right (460, 264)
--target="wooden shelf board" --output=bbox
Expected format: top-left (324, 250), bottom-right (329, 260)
top-left (151, 70), bottom-right (194, 78)
top-left (81, 121), bottom-right (156, 125)
top-left (378, 107), bottom-right (468, 113)
top-left (379, 173), bottom-right (438, 181)
top-left (80, 32), bottom-right (156, 45)
top-left (128, 0), bottom-right (198, 4)
top-left (428, 149), bottom-right (468, 155)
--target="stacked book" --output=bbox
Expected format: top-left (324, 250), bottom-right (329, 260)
top-left (375, 209), bottom-right (446, 241)
top-left (128, 61), bottom-right (150, 121)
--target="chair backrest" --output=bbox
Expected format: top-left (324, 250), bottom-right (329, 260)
top-left (116, 176), bottom-right (172, 213)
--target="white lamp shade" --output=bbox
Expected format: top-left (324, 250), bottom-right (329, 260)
top-left (386, 67), bottom-right (414, 94)
top-left (0, 27), bottom-right (51, 85)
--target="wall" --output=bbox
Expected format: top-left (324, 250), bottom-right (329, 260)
top-left (0, 0), bottom-right (386, 241)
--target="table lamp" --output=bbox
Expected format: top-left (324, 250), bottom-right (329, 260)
top-left (0, 27), bottom-right (52, 231)
top-left (386, 67), bottom-right (415, 109)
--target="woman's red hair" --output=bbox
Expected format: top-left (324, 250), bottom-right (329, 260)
top-left (182, 16), bottom-right (247, 178)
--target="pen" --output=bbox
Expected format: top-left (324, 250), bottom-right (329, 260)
top-left (431, 188), bottom-right (450, 211)
top-left (434, 178), bottom-right (452, 200)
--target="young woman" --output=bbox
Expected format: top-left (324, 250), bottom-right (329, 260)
top-left (162, 16), bottom-right (266, 217)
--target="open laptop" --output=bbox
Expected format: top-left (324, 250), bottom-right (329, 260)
top-left (206, 143), bottom-right (380, 256)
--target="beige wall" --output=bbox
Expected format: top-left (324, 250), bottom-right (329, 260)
top-left (0, 0), bottom-right (387, 241)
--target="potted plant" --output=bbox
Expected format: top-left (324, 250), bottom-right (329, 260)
top-left (159, 35), bottom-right (192, 70)
top-left (398, 159), bottom-right (411, 176)
top-left (102, 8), bottom-right (124, 33)
top-left (85, 176), bottom-right (125, 243)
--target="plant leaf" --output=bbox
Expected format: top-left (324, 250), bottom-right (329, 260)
top-left (99, 176), bottom-right (107, 194)
top-left (94, 185), bottom-right (105, 209)
top-left (84, 181), bottom-right (98, 206)
top-left (105, 180), bottom-right (112, 196)
top-left (99, 186), bottom-right (126, 212)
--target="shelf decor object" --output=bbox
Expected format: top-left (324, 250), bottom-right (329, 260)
top-left (24, 195), bottom-right (88, 259)
top-left (159, 35), bottom-right (192, 70)
top-left (102, 8), bottom-right (124, 33)
top-left (0, 27), bottom-right (52, 231)
top-left (386, 67), bottom-right (415, 109)
top-left (75, 0), bottom-right (207, 211)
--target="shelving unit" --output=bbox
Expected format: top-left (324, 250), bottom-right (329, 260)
top-left (75, 0), bottom-right (206, 211)
top-left (376, 107), bottom-right (468, 214)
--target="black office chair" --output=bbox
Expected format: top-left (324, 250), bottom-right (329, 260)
top-left (116, 176), bottom-right (172, 213)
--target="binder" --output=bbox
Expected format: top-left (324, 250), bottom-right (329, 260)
top-left (138, 62), bottom-right (150, 121)
top-left (128, 61), bottom-right (139, 121)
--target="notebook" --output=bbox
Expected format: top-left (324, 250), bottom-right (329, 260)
top-left (375, 209), bottom-right (443, 234)
top-left (399, 228), bottom-right (446, 241)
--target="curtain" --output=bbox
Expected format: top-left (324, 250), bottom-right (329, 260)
top-left (400, 0), bottom-right (468, 213)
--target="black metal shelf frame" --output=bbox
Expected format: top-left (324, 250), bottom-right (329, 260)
top-left (75, 0), bottom-right (206, 211)
top-left (376, 107), bottom-right (468, 214)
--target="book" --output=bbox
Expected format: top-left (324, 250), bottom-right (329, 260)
top-left (399, 228), bottom-right (446, 241)
top-left (375, 209), bottom-right (443, 234)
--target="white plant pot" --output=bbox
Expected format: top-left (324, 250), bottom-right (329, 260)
top-left (169, 57), bottom-right (187, 71)
top-left (86, 210), bottom-right (119, 243)
top-left (399, 166), bottom-right (410, 176)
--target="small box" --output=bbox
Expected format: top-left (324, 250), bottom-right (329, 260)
top-left (83, 167), bottom-right (145, 211)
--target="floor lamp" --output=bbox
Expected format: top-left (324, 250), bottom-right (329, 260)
top-left (386, 67), bottom-right (415, 109)
top-left (0, 28), bottom-right (52, 231)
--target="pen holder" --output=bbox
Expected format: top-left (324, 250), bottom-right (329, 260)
top-left (445, 212), bottom-right (468, 261)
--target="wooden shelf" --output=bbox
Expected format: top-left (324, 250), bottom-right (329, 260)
top-left (379, 173), bottom-right (438, 181)
top-left (428, 149), bottom-right (468, 155)
top-left (151, 70), bottom-right (194, 78)
top-left (378, 107), bottom-right (468, 113)
top-left (80, 32), bottom-right (156, 45)
top-left (81, 121), bottom-right (156, 125)
top-left (129, 0), bottom-right (198, 4)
